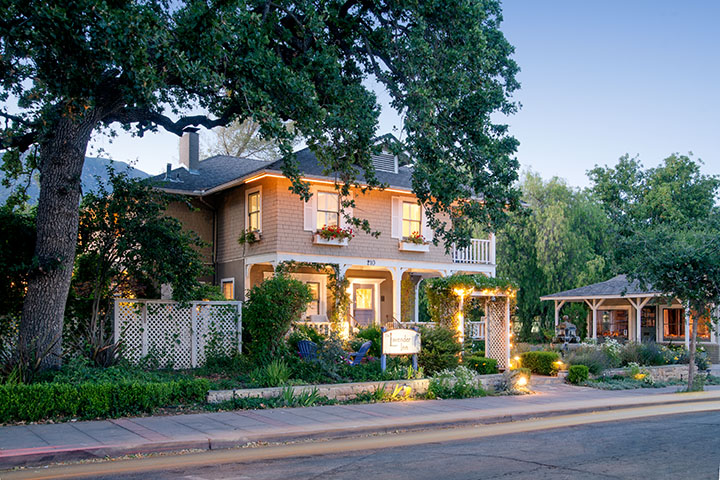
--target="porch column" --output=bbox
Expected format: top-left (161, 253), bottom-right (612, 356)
top-left (243, 262), bottom-right (252, 301)
top-left (585, 299), bottom-right (605, 341)
top-left (391, 267), bottom-right (405, 323)
top-left (628, 297), bottom-right (650, 342)
top-left (414, 279), bottom-right (422, 323)
top-left (554, 300), bottom-right (566, 328)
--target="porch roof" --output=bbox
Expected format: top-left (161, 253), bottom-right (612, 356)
top-left (539, 275), bottom-right (662, 302)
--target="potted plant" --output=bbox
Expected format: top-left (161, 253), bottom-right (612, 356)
top-left (238, 228), bottom-right (261, 245)
top-left (399, 231), bottom-right (430, 252)
top-left (313, 224), bottom-right (353, 246)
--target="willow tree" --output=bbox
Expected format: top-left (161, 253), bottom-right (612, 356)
top-left (1, 0), bottom-right (520, 368)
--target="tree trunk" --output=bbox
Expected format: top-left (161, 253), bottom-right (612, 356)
top-left (687, 311), bottom-right (698, 392)
top-left (17, 115), bottom-right (96, 370)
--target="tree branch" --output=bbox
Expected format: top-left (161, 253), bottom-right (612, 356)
top-left (104, 108), bottom-right (232, 136)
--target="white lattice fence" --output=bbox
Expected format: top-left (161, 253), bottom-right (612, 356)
top-left (114, 300), bottom-right (242, 369)
top-left (485, 298), bottom-right (510, 369)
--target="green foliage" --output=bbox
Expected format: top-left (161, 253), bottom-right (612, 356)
top-left (424, 274), bottom-right (516, 329)
top-left (566, 346), bottom-right (613, 375)
top-left (497, 172), bottom-right (614, 340)
top-left (519, 351), bottom-right (560, 376)
top-left (243, 275), bottom-right (312, 363)
top-left (249, 359), bottom-right (291, 388)
top-left (0, 378), bottom-right (208, 423)
top-left (464, 356), bottom-right (498, 375)
top-left (64, 169), bottom-right (209, 366)
top-left (428, 366), bottom-right (487, 399)
top-left (567, 365), bottom-right (589, 385)
top-left (0, 207), bottom-right (35, 327)
top-left (354, 326), bottom-right (383, 358)
top-left (417, 326), bottom-right (461, 375)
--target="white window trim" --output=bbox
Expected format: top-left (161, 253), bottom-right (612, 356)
top-left (392, 196), bottom-right (432, 241)
top-left (220, 277), bottom-right (235, 300)
top-left (245, 185), bottom-right (262, 233)
top-left (315, 189), bottom-right (341, 230)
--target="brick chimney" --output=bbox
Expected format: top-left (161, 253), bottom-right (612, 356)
top-left (179, 127), bottom-right (200, 173)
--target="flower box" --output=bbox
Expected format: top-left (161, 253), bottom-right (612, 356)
top-left (314, 233), bottom-right (349, 247)
top-left (398, 241), bottom-right (430, 252)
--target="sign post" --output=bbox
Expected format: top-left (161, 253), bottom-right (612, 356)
top-left (381, 328), bottom-right (421, 373)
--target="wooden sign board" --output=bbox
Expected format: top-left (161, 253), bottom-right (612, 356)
top-left (382, 329), bottom-right (421, 355)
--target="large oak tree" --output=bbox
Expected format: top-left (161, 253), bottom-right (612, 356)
top-left (1, 0), bottom-right (521, 368)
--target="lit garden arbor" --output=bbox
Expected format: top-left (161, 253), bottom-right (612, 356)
top-left (469, 289), bottom-right (513, 370)
top-left (426, 275), bottom-right (516, 371)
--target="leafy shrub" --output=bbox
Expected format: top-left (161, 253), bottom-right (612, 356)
top-left (619, 342), bottom-right (642, 366)
top-left (428, 366), bottom-right (486, 399)
top-left (638, 342), bottom-right (666, 366)
top-left (354, 325), bottom-right (383, 357)
top-left (601, 339), bottom-right (622, 367)
top-left (243, 275), bottom-right (313, 363)
top-left (567, 346), bottom-right (612, 375)
top-left (519, 351), bottom-right (560, 376)
top-left (567, 365), bottom-right (589, 385)
top-left (0, 379), bottom-right (209, 423)
top-left (249, 359), bottom-right (291, 387)
top-left (418, 325), bottom-right (461, 375)
top-left (464, 356), bottom-right (498, 375)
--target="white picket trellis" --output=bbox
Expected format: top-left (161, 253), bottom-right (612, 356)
top-left (114, 299), bottom-right (242, 369)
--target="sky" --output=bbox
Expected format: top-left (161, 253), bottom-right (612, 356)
top-left (89, 0), bottom-right (720, 188)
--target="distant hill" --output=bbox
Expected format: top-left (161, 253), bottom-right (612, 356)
top-left (0, 157), bottom-right (151, 205)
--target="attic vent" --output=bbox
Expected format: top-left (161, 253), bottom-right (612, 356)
top-left (372, 153), bottom-right (397, 174)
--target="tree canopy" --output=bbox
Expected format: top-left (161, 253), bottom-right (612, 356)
top-left (1, 0), bottom-right (521, 368)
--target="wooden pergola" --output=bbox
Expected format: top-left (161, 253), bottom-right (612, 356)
top-left (540, 275), bottom-right (687, 346)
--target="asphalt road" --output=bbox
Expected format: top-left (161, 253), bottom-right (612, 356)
top-left (9, 407), bottom-right (720, 480)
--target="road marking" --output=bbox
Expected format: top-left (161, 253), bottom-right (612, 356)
top-left (4, 400), bottom-right (720, 480)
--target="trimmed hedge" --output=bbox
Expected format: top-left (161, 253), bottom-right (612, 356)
top-left (0, 379), bottom-right (209, 423)
top-left (465, 356), bottom-right (498, 375)
top-left (519, 351), bottom-right (561, 376)
top-left (567, 365), bottom-right (589, 385)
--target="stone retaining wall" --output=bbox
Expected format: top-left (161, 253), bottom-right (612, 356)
top-left (207, 373), bottom-right (509, 404)
top-left (601, 364), bottom-right (695, 382)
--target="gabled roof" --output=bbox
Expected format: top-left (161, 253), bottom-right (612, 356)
top-left (149, 140), bottom-right (414, 196)
top-left (540, 275), bottom-right (662, 301)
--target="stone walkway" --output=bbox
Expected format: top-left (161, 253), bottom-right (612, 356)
top-left (1, 381), bottom-right (719, 469)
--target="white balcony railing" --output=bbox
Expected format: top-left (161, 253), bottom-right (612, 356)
top-left (452, 237), bottom-right (494, 264)
top-left (467, 321), bottom-right (486, 340)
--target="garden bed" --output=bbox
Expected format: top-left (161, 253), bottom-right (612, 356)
top-left (208, 373), bottom-right (510, 403)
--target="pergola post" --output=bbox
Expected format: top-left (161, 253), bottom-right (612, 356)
top-left (584, 298), bottom-right (605, 341)
top-left (628, 297), bottom-right (650, 342)
top-left (554, 300), bottom-right (566, 328)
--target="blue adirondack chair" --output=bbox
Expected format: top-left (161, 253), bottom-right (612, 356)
top-left (297, 340), bottom-right (318, 361)
top-left (348, 341), bottom-right (372, 366)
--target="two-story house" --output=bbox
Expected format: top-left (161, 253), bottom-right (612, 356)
top-left (152, 129), bottom-right (495, 330)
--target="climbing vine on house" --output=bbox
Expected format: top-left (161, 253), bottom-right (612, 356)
top-left (274, 261), bottom-right (350, 329)
top-left (424, 275), bottom-right (517, 329)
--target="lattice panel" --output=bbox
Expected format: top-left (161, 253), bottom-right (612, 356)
top-left (195, 303), bottom-right (241, 365)
top-left (486, 298), bottom-right (509, 370)
top-left (115, 301), bottom-right (144, 363)
top-left (115, 300), bottom-right (241, 369)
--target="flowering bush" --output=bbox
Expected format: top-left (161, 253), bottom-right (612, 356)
top-left (428, 366), bottom-right (486, 399)
top-left (403, 231), bottom-right (427, 245)
top-left (317, 225), bottom-right (354, 240)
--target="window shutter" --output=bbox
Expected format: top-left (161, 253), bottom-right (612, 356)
top-left (391, 197), bottom-right (401, 239)
top-left (421, 206), bottom-right (434, 241)
top-left (303, 189), bottom-right (317, 232)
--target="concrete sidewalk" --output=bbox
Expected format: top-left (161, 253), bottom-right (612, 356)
top-left (1, 383), bottom-right (719, 470)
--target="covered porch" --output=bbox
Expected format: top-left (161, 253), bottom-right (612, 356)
top-left (540, 275), bottom-right (719, 350)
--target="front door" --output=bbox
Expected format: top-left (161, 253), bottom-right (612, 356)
top-left (353, 284), bottom-right (375, 327)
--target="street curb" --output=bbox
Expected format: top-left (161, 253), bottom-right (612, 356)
top-left (2, 390), bottom-right (719, 470)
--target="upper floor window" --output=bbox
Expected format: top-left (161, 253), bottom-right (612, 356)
top-left (402, 201), bottom-right (421, 238)
top-left (245, 186), bottom-right (262, 232)
top-left (316, 191), bottom-right (339, 229)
